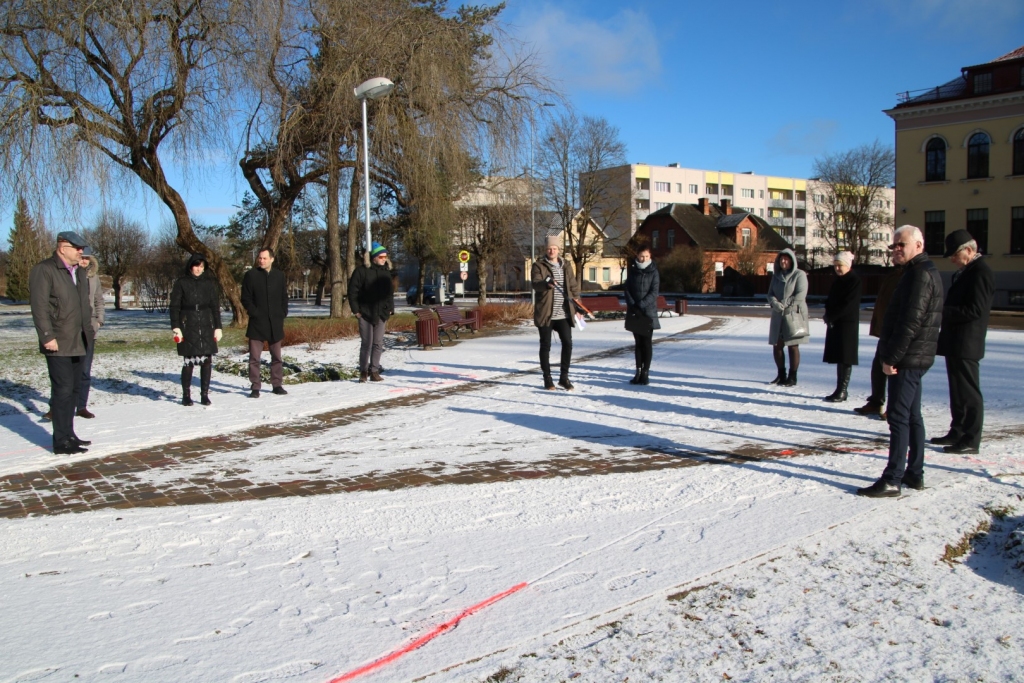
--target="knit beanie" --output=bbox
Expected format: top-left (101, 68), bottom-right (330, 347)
top-left (370, 242), bottom-right (387, 257)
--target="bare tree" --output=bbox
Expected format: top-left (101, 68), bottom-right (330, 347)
top-left (87, 211), bottom-right (148, 309)
top-left (536, 112), bottom-right (630, 288)
top-left (734, 239), bottom-right (767, 276)
top-left (810, 142), bottom-right (895, 263)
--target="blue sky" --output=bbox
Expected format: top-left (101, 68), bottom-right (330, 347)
top-left (3, 0), bottom-right (1024, 243)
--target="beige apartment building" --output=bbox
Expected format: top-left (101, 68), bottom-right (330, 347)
top-left (591, 164), bottom-right (895, 266)
top-left (884, 45), bottom-right (1024, 308)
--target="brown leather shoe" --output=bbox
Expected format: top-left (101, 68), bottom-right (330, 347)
top-left (76, 408), bottom-right (96, 419)
top-left (369, 371), bottom-right (383, 382)
top-left (358, 372), bottom-right (368, 383)
top-left (42, 411), bottom-right (52, 421)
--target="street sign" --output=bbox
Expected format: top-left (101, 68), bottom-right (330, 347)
top-left (459, 262), bottom-right (469, 272)
top-left (460, 271), bottom-right (468, 281)
top-left (458, 250), bottom-right (470, 263)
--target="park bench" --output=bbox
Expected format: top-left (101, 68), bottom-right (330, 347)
top-left (414, 305), bottom-right (479, 345)
top-left (580, 296), bottom-right (625, 313)
top-left (656, 296), bottom-right (674, 317)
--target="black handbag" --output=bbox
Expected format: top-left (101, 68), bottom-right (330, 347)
top-left (624, 309), bottom-right (653, 333)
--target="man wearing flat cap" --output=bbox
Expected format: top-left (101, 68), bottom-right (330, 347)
top-left (933, 229), bottom-right (994, 455)
top-left (29, 231), bottom-right (94, 454)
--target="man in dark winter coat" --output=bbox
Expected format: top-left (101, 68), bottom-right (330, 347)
top-left (854, 263), bottom-right (903, 417)
top-left (932, 230), bottom-right (994, 455)
top-left (29, 231), bottom-right (94, 454)
top-left (348, 242), bottom-right (394, 382)
top-left (857, 225), bottom-right (943, 498)
top-left (241, 247), bottom-right (289, 398)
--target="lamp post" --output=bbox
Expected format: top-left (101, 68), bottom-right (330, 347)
top-left (354, 77), bottom-right (395, 261)
top-left (529, 102), bottom-right (556, 306)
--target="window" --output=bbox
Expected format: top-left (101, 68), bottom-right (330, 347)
top-left (1014, 129), bottom-right (1024, 176)
top-left (654, 202), bottom-right (670, 209)
top-left (688, 184), bottom-right (698, 194)
top-left (602, 268), bottom-right (610, 283)
top-left (741, 188), bottom-right (755, 198)
top-left (813, 229), bottom-right (825, 239)
top-left (655, 181), bottom-right (670, 192)
top-left (588, 267), bottom-right (596, 281)
top-left (871, 232), bottom-right (885, 241)
top-left (813, 193), bottom-right (826, 203)
top-left (759, 209), bottom-right (764, 217)
top-left (759, 190), bottom-right (764, 199)
top-left (1011, 206), bottom-right (1024, 255)
top-left (676, 183), bottom-right (683, 193)
top-left (652, 230), bottom-right (659, 249)
top-left (706, 183), bottom-right (718, 195)
top-left (924, 211), bottom-right (945, 255)
top-left (925, 137), bottom-right (946, 181)
top-left (722, 184), bottom-right (733, 196)
top-left (966, 208), bottom-right (988, 254)
top-left (973, 72), bottom-right (992, 94)
top-left (870, 249), bottom-right (883, 259)
top-left (741, 228), bottom-right (751, 247)
top-left (967, 132), bottom-right (990, 178)
top-left (667, 230), bottom-right (675, 249)
top-left (1011, 291), bottom-right (1024, 306)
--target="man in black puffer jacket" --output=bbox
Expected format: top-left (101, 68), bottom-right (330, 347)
top-left (348, 242), bottom-right (394, 382)
top-left (858, 225), bottom-right (943, 498)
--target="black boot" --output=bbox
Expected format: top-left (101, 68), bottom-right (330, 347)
top-left (629, 366), bottom-right (642, 384)
top-left (543, 375), bottom-right (556, 390)
top-left (200, 359), bottom-right (212, 406)
top-left (181, 365), bottom-right (194, 406)
top-left (825, 365), bottom-right (851, 403)
top-left (769, 365), bottom-right (787, 384)
top-left (781, 369), bottom-right (798, 387)
top-left (558, 375), bottom-right (574, 391)
top-left (770, 346), bottom-right (786, 384)
top-left (639, 363), bottom-right (649, 385)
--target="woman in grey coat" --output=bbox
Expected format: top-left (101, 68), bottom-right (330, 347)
top-left (767, 248), bottom-right (809, 386)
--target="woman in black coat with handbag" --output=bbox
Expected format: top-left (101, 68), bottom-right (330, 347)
top-left (822, 251), bottom-right (862, 402)
top-left (623, 246), bottom-right (660, 385)
top-left (170, 254), bottom-right (222, 406)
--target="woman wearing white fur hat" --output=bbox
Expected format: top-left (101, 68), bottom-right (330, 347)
top-left (822, 251), bottom-right (862, 402)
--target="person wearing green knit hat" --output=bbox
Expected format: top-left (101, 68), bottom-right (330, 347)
top-left (348, 242), bottom-right (394, 382)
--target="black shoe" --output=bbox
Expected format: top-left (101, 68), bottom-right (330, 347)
top-left (200, 395), bottom-right (212, 406)
top-left (853, 401), bottom-right (882, 415)
top-left (73, 437), bottom-right (92, 447)
top-left (639, 371), bottom-right (649, 386)
top-left (856, 479), bottom-right (901, 498)
top-left (53, 440), bottom-right (88, 455)
top-left (769, 370), bottom-right (786, 385)
top-left (930, 433), bottom-right (958, 446)
top-left (272, 386), bottom-right (288, 395)
top-left (901, 474), bottom-right (925, 490)
top-left (558, 377), bottom-right (574, 391)
top-left (943, 442), bottom-right (979, 455)
top-left (629, 369), bottom-right (641, 384)
top-left (543, 376), bottom-right (556, 390)
top-left (249, 390), bottom-right (260, 399)
top-left (182, 394), bottom-right (194, 406)
top-left (824, 390), bottom-right (847, 403)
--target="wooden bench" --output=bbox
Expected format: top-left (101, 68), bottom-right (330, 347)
top-left (656, 296), bottom-right (674, 317)
top-left (579, 296), bottom-right (625, 313)
top-left (415, 305), bottom-right (478, 344)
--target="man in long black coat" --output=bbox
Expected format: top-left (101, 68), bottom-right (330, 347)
top-left (932, 230), bottom-right (994, 455)
top-left (241, 248), bottom-right (289, 398)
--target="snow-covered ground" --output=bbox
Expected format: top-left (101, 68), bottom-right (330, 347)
top-left (1, 311), bottom-right (1022, 682)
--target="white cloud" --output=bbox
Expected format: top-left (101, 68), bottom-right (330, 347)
top-left (512, 5), bottom-right (662, 95)
top-left (766, 120), bottom-right (840, 157)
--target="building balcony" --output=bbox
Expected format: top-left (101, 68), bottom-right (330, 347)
top-left (769, 198), bottom-right (793, 208)
top-left (766, 216), bottom-right (805, 228)
top-left (635, 189), bottom-right (649, 200)
top-left (794, 200), bottom-right (806, 209)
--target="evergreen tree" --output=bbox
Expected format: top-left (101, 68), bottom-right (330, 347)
top-left (5, 197), bottom-right (48, 301)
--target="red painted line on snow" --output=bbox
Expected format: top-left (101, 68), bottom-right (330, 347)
top-left (326, 582), bottom-right (528, 683)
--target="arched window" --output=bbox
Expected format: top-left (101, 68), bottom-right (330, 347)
top-left (967, 132), bottom-right (990, 179)
top-left (925, 138), bottom-right (946, 181)
top-left (1014, 128), bottom-right (1024, 176)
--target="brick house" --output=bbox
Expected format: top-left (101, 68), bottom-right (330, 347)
top-left (632, 199), bottom-right (793, 292)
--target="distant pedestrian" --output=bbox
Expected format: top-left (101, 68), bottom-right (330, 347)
top-left (857, 225), bottom-right (942, 497)
top-left (348, 242), bottom-right (394, 382)
top-left (766, 248), bottom-right (809, 387)
top-left (821, 251), bottom-right (862, 402)
top-left (532, 236), bottom-right (580, 390)
top-left (853, 264), bottom-right (904, 418)
top-left (623, 246), bottom-right (660, 385)
top-left (170, 254), bottom-right (222, 406)
top-left (76, 247), bottom-right (105, 418)
top-left (932, 230), bottom-right (994, 455)
top-left (29, 231), bottom-right (93, 454)
top-left (241, 247), bottom-right (289, 398)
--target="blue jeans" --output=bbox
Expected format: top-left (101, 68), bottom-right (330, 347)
top-left (882, 367), bottom-right (927, 485)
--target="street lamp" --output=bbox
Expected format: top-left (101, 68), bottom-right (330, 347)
top-left (354, 77), bottom-right (395, 260)
top-left (530, 102), bottom-right (556, 305)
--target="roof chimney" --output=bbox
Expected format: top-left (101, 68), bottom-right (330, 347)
top-left (698, 197), bottom-right (710, 215)
top-left (721, 198), bottom-right (732, 215)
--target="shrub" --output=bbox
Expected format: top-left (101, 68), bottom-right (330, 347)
top-left (281, 317), bottom-right (357, 349)
top-left (477, 301), bottom-right (533, 326)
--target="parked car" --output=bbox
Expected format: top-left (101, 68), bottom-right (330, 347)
top-left (406, 285), bottom-right (453, 306)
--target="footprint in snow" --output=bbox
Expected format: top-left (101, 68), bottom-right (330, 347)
top-left (174, 618), bottom-right (252, 644)
top-left (97, 662), bottom-right (127, 674)
top-left (230, 660), bottom-right (322, 683)
top-left (546, 535), bottom-right (589, 547)
top-left (130, 656), bottom-right (187, 672)
top-left (3, 666), bottom-right (61, 682)
top-left (534, 571), bottom-right (596, 592)
top-left (604, 569), bottom-right (655, 591)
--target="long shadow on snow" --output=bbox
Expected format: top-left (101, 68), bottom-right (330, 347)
top-left (963, 513), bottom-right (1024, 595)
top-left (0, 381), bottom-right (56, 448)
top-left (130, 370), bottom-right (238, 396)
top-left (451, 406), bottom-right (869, 493)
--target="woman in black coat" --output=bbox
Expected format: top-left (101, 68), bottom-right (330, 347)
top-left (623, 246), bottom-right (661, 385)
top-left (822, 251), bottom-right (862, 402)
top-left (170, 254), bottom-right (222, 406)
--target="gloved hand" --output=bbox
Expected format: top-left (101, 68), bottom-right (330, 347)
top-left (172, 328), bottom-right (183, 343)
top-left (213, 329), bottom-right (222, 342)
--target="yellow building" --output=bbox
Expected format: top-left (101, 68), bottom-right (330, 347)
top-left (884, 45), bottom-right (1024, 308)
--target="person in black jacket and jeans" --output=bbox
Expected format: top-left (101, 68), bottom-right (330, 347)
top-left (932, 230), bottom-right (994, 455)
top-left (857, 225), bottom-right (943, 498)
top-left (241, 248), bottom-right (289, 398)
top-left (623, 246), bottom-right (660, 385)
top-left (348, 242), bottom-right (394, 382)
top-left (170, 254), bottom-right (222, 406)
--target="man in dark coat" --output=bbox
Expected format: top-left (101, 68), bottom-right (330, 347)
top-left (29, 231), bottom-right (94, 454)
top-left (241, 247), bottom-right (289, 398)
top-left (932, 230), bottom-right (994, 455)
top-left (857, 225), bottom-right (943, 498)
top-left (854, 264), bottom-right (903, 417)
top-left (348, 242), bottom-right (394, 382)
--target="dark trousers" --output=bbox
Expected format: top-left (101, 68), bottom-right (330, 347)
top-left (881, 367), bottom-right (927, 485)
top-left (945, 357), bottom-right (983, 448)
top-left (539, 318), bottom-right (573, 380)
top-left (46, 355), bottom-right (83, 449)
top-left (633, 331), bottom-right (653, 369)
top-left (358, 317), bottom-right (386, 374)
top-left (77, 336), bottom-right (96, 410)
top-left (867, 342), bottom-right (887, 406)
top-left (248, 338), bottom-right (283, 390)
